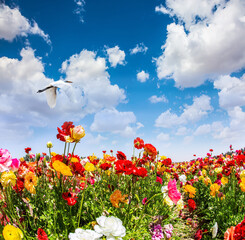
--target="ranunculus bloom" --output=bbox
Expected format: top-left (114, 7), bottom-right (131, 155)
top-left (0, 149), bottom-right (12, 173)
top-left (1, 171), bottom-right (17, 188)
top-left (57, 121), bottom-right (74, 142)
top-left (69, 228), bottom-right (102, 240)
top-left (156, 176), bottom-right (163, 185)
top-left (62, 192), bottom-right (78, 206)
top-left (224, 226), bottom-right (235, 240)
top-left (3, 224), bottom-right (23, 240)
top-left (70, 125), bottom-right (85, 142)
top-left (188, 199), bottom-right (196, 212)
top-left (24, 147), bottom-right (31, 154)
top-left (94, 216), bottom-right (126, 239)
top-left (10, 158), bottom-right (20, 172)
top-left (194, 229), bottom-right (202, 240)
top-left (116, 151), bottom-right (127, 160)
top-left (168, 179), bottom-right (181, 204)
top-left (211, 222), bottom-right (218, 238)
top-left (110, 190), bottom-right (128, 208)
top-left (234, 219), bottom-right (245, 240)
top-left (37, 228), bottom-right (49, 240)
top-left (144, 143), bottom-right (157, 158)
top-left (134, 137), bottom-right (144, 149)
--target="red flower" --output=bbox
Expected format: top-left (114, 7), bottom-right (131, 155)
top-left (72, 162), bottom-right (85, 176)
top-left (37, 228), bottom-right (49, 240)
top-left (133, 167), bottom-right (148, 178)
top-left (57, 121), bottom-right (74, 142)
top-left (115, 160), bottom-right (135, 175)
top-left (235, 154), bottom-right (245, 166)
top-left (234, 219), bottom-right (245, 240)
top-left (13, 178), bottom-right (24, 193)
top-left (188, 199), bottom-right (196, 212)
top-left (62, 192), bottom-right (78, 206)
top-left (134, 137), bottom-right (144, 149)
top-left (25, 147), bottom-right (31, 154)
top-left (116, 151), bottom-right (127, 160)
top-left (144, 143), bottom-right (157, 158)
top-left (100, 163), bottom-right (112, 171)
top-left (194, 229), bottom-right (202, 240)
top-left (163, 158), bottom-right (172, 166)
top-left (209, 149), bottom-right (213, 152)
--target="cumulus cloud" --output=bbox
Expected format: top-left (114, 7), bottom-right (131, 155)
top-left (130, 43), bottom-right (148, 55)
top-left (194, 124), bottom-right (211, 136)
top-left (214, 74), bottom-right (245, 110)
top-left (0, 4), bottom-right (51, 44)
top-left (175, 127), bottom-right (188, 136)
top-left (137, 70), bottom-right (149, 83)
top-left (149, 95), bottom-right (168, 103)
top-left (155, 95), bottom-right (212, 128)
top-left (157, 132), bottom-right (170, 141)
top-left (0, 48), bottom-right (127, 143)
top-left (155, 0), bottom-right (245, 88)
top-left (106, 46), bottom-right (126, 67)
top-left (61, 49), bottom-right (126, 114)
top-left (90, 108), bottom-right (141, 137)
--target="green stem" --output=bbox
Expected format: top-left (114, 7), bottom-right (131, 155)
top-left (67, 143), bottom-right (70, 156)
top-left (63, 142), bottom-right (67, 162)
top-left (77, 188), bottom-right (86, 228)
top-left (71, 142), bottom-right (78, 158)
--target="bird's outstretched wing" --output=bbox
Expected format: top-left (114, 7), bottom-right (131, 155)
top-left (58, 83), bottom-right (77, 104)
top-left (45, 87), bottom-right (57, 108)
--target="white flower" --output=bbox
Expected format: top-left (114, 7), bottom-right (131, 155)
top-left (94, 216), bottom-right (126, 240)
top-left (68, 228), bottom-right (102, 240)
top-left (211, 222), bottom-right (218, 238)
top-left (164, 196), bottom-right (174, 207)
top-left (176, 197), bottom-right (184, 211)
top-left (161, 185), bottom-right (168, 198)
top-left (179, 175), bottom-right (187, 185)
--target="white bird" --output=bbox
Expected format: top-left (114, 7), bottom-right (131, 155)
top-left (37, 80), bottom-right (74, 108)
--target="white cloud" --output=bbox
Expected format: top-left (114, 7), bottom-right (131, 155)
top-left (0, 48), bottom-right (127, 144)
top-left (137, 70), bottom-right (149, 83)
top-left (155, 95), bottom-right (212, 128)
top-left (106, 46), bottom-right (126, 67)
top-left (73, 0), bottom-right (86, 22)
top-left (61, 49), bottom-right (126, 115)
top-left (149, 95), bottom-right (168, 103)
top-left (156, 0), bottom-right (245, 88)
top-left (155, 5), bottom-right (170, 15)
top-left (130, 43), bottom-right (148, 55)
top-left (157, 132), bottom-right (170, 141)
top-left (194, 124), bottom-right (211, 136)
top-left (0, 4), bottom-right (51, 44)
top-left (214, 74), bottom-right (245, 110)
top-left (90, 108), bottom-right (139, 137)
top-left (175, 126), bottom-right (188, 136)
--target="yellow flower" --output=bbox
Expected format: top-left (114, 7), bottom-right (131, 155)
top-left (110, 190), bottom-right (128, 208)
top-left (51, 152), bottom-right (57, 156)
top-left (164, 172), bottom-right (171, 181)
top-left (202, 169), bottom-right (207, 177)
top-left (204, 177), bottom-right (212, 186)
top-left (89, 153), bottom-right (98, 162)
top-left (1, 171), bottom-right (16, 188)
top-left (46, 141), bottom-right (53, 148)
top-left (70, 157), bottom-right (79, 163)
top-left (214, 167), bottom-right (223, 174)
top-left (70, 125), bottom-right (85, 142)
top-left (160, 156), bottom-right (167, 160)
top-left (240, 170), bottom-right (245, 179)
top-left (53, 161), bottom-right (72, 176)
top-left (199, 175), bottom-right (204, 181)
top-left (24, 171), bottom-right (38, 194)
top-left (210, 183), bottom-right (220, 197)
top-left (240, 177), bottom-right (245, 192)
top-left (184, 184), bottom-right (196, 198)
top-left (221, 177), bottom-right (228, 185)
top-left (105, 170), bottom-right (111, 176)
top-left (84, 162), bottom-right (95, 172)
top-left (3, 225), bottom-right (23, 240)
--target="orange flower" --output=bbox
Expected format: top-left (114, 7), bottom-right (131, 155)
top-left (24, 171), bottom-right (38, 194)
top-left (110, 190), bottom-right (128, 208)
top-left (224, 226), bottom-right (235, 240)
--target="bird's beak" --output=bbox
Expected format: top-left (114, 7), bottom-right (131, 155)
top-left (66, 81), bottom-right (73, 83)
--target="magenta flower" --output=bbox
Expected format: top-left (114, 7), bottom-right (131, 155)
top-left (142, 197), bottom-right (148, 205)
top-left (10, 158), bottom-right (20, 172)
top-left (156, 176), bottom-right (163, 185)
top-left (167, 179), bottom-right (181, 204)
top-left (0, 149), bottom-right (12, 172)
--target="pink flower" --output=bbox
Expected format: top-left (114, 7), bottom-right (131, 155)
top-left (142, 197), bottom-right (148, 205)
top-left (10, 158), bottom-right (20, 172)
top-left (0, 149), bottom-right (12, 172)
top-left (168, 179), bottom-right (181, 204)
top-left (156, 176), bottom-right (163, 185)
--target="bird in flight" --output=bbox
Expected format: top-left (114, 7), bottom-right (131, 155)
top-left (37, 80), bottom-right (74, 108)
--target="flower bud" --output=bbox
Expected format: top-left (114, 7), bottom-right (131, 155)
top-left (46, 141), bottom-right (53, 148)
top-left (71, 126), bottom-right (85, 142)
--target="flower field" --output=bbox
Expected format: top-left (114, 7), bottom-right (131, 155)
top-left (1, 122), bottom-right (245, 240)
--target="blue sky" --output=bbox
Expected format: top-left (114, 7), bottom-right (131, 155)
top-left (1, 0), bottom-right (245, 161)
